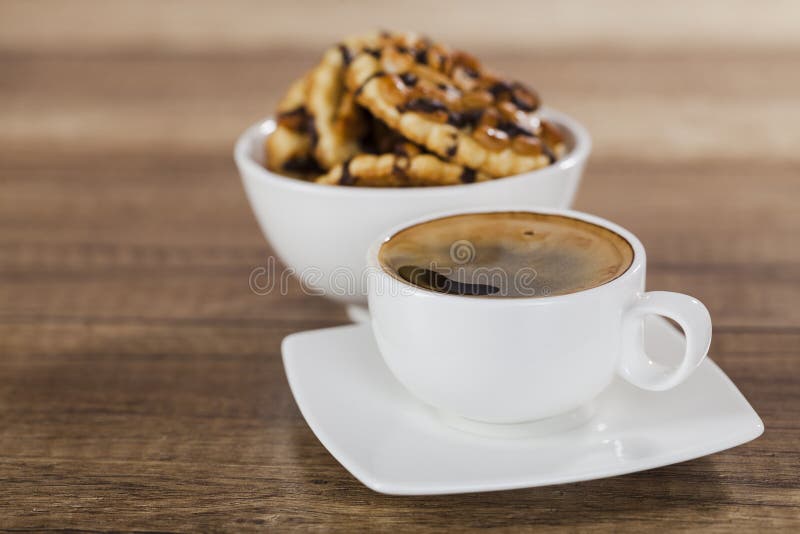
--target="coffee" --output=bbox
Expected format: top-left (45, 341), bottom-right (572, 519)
top-left (379, 212), bottom-right (634, 297)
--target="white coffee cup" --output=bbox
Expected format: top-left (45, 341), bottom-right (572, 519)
top-left (366, 208), bottom-right (712, 425)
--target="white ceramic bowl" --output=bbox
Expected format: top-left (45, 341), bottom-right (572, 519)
top-left (234, 108), bottom-right (591, 305)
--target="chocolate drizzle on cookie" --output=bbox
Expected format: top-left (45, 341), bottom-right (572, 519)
top-left (489, 81), bottom-right (540, 112)
top-left (338, 159), bottom-right (356, 185)
top-left (276, 106), bottom-right (320, 151)
top-left (338, 44), bottom-right (354, 65)
top-left (277, 106), bottom-right (312, 132)
top-left (541, 143), bottom-right (556, 164)
top-left (391, 156), bottom-right (410, 182)
top-left (355, 70), bottom-right (385, 96)
top-left (487, 81), bottom-right (511, 98)
top-left (307, 116), bottom-right (319, 148)
top-left (459, 167), bottom-right (477, 183)
top-left (496, 119), bottom-right (533, 138)
top-left (282, 156), bottom-right (324, 176)
top-left (399, 72), bottom-right (418, 87)
top-left (447, 108), bottom-right (483, 128)
top-left (401, 97), bottom-right (449, 114)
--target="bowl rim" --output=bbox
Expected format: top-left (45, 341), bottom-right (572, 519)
top-left (233, 107), bottom-right (591, 198)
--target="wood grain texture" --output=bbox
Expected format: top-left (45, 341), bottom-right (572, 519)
top-left (1, 1), bottom-right (798, 531)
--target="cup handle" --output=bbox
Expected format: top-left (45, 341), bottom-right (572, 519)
top-left (618, 291), bottom-right (712, 391)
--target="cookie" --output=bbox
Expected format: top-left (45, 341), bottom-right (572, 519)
top-left (265, 31), bottom-right (565, 185)
top-left (265, 77), bottom-right (322, 177)
top-left (345, 42), bottom-right (565, 178)
top-left (315, 142), bottom-right (490, 187)
top-left (305, 46), bottom-right (363, 169)
top-left (266, 32), bottom-right (393, 175)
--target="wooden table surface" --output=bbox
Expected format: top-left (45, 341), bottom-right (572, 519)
top-left (1, 1), bottom-right (798, 531)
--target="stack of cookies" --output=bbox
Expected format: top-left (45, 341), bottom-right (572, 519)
top-left (266, 31), bottom-right (566, 187)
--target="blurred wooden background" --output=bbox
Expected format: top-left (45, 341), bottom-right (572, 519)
top-left (1, 0), bottom-right (798, 531)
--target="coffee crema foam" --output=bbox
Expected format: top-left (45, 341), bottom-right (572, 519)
top-left (379, 212), bottom-right (634, 298)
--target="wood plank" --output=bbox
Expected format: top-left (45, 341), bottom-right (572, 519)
top-left (2, 159), bottom-right (799, 262)
top-left (2, 157), bottom-right (798, 328)
top-left (0, 262), bottom-right (797, 329)
top-left (0, 323), bottom-right (797, 531)
top-left (2, 0), bottom-right (800, 54)
top-left (2, 54), bottom-right (799, 162)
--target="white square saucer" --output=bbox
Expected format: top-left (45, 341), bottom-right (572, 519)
top-left (282, 317), bottom-right (763, 495)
